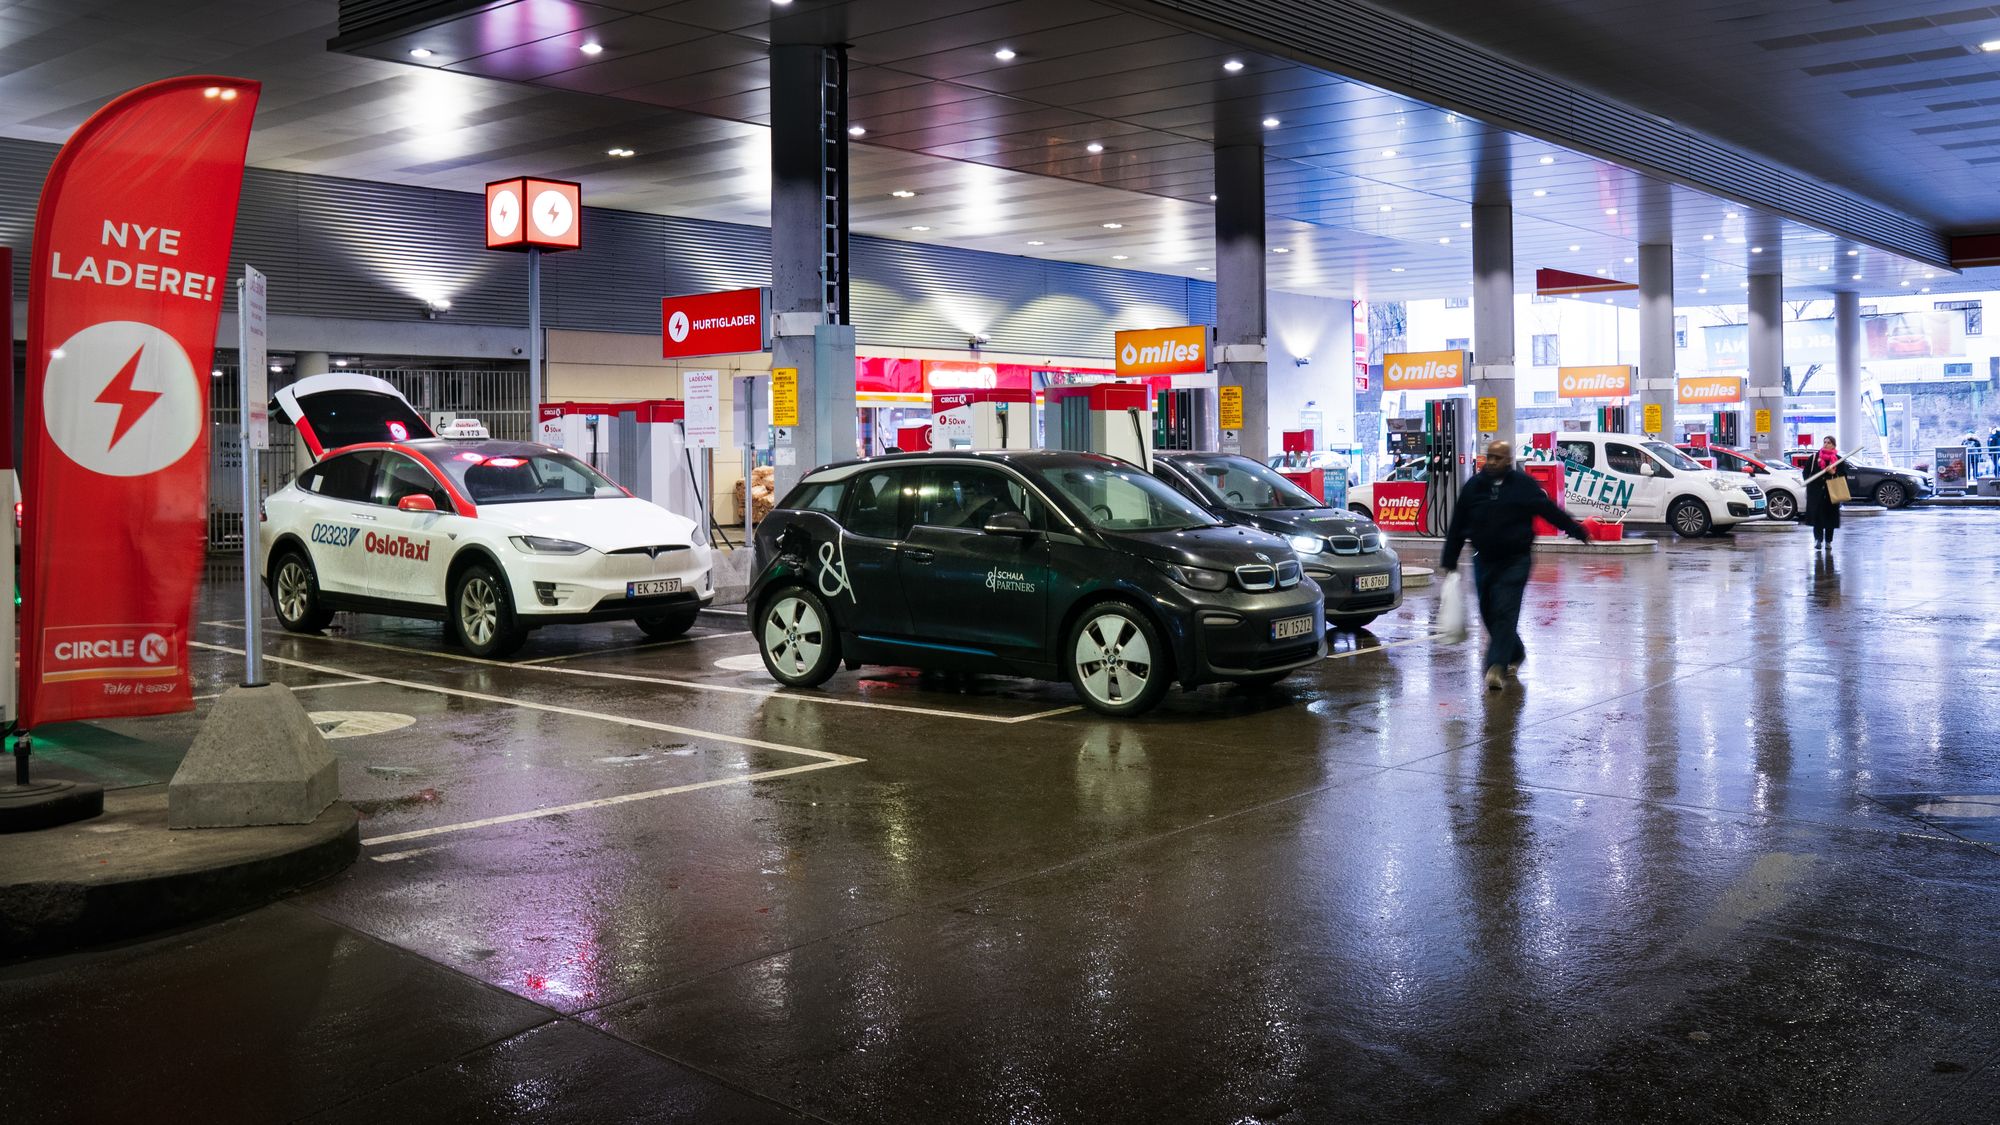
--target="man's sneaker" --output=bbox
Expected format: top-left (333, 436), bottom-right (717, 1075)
top-left (1485, 667), bottom-right (1505, 692)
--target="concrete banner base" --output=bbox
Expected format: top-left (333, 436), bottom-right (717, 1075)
top-left (169, 684), bottom-right (338, 829)
top-left (1736, 520), bottom-right (1802, 532)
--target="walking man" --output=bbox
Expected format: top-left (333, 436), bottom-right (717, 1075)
top-left (1441, 441), bottom-right (1590, 691)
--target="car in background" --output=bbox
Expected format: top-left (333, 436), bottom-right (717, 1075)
top-left (261, 378), bottom-right (712, 657)
top-left (1529, 432), bottom-right (1765, 537)
top-left (1346, 459), bottom-right (1429, 520)
top-left (1777, 447), bottom-right (1932, 509)
top-left (748, 450), bottom-right (1325, 716)
top-left (1152, 451), bottom-right (1402, 629)
top-left (1675, 443), bottom-right (1805, 521)
top-left (1265, 449), bottom-right (1354, 487)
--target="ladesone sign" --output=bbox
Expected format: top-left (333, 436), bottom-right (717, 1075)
top-left (1383, 349), bottom-right (1467, 392)
top-left (661, 287), bottom-right (770, 359)
top-left (21, 76), bottom-right (260, 726)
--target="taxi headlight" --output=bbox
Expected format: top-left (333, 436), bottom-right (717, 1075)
top-left (1156, 561), bottom-right (1230, 591)
top-left (1288, 534), bottom-right (1325, 556)
top-left (510, 535), bottom-right (590, 555)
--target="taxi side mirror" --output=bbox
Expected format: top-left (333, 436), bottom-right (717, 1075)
top-left (398, 494), bottom-right (438, 513)
top-left (982, 511), bottom-right (1036, 537)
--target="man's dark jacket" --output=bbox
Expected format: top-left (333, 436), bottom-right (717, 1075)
top-left (1441, 467), bottom-right (1589, 570)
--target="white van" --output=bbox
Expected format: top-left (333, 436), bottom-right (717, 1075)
top-left (1524, 432), bottom-right (1766, 538)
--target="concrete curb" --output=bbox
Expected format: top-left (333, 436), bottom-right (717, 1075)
top-left (0, 789), bottom-right (358, 960)
top-left (1401, 566), bottom-right (1434, 589)
top-left (1735, 519), bottom-right (1802, 532)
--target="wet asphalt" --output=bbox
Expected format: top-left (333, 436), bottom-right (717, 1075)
top-left (4, 509), bottom-right (1999, 1124)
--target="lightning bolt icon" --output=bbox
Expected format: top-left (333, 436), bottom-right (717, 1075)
top-left (546, 199), bottom-right (562, 225)
top-left (95, 346), bottom-right (164, 449)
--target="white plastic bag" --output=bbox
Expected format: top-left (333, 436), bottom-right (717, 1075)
top-left (1437, 570), bottom-right (1468, 644)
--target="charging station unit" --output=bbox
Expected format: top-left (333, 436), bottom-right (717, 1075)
top-left (1044, 383), bottom-right (1154, 468)
top-left (537, 400), bottom-right (705, 533)
top-left (929, 387), bottom-right (1034, 451)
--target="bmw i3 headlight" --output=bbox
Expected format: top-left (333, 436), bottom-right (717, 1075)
top-left (510, 535), bottom-right (590, 555)
top-left (1155, 560), bottom-right (1230, 591)
top-left (1288, 534), bottom-right (1325, 555)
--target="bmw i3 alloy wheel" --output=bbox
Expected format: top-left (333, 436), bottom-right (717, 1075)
top-left (759, 587), bottom-right (839, 687)
top-left (1067, 603), bottom-right (1170, 716)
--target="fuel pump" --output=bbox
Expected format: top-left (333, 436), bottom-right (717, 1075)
top-left (1595, 404), bottom-right (1630, 433)
top-left (1152, 388), bottom-right (1212, 452)
top-left (1421, 398), bottom-right (1464, 536)
top-left (1045, 383), bottom-right (1154, 468)
top-left (1711, 410), bottom-right (1742, 447)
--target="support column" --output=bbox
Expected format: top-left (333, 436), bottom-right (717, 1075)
top-left (769, 43), bottom-right (856, 495)
top-left (1470, 203), bottom-right (1515, 444)
top-left (297, 352), bottom-right (330, 378)
top-left (1746, 270), bottom-right (1785, 457)
top-left (1833, 289), bottom-right (1865, 455)
top-left (1214, 142), bottom-right (1268, 460)
top-left (1637, 244), bottom-right (1675, 437)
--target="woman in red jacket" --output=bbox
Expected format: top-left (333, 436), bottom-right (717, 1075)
top-left (1803, 436), bottom-right (1849, 548)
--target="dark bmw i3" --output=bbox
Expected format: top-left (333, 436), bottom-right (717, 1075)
top-left (747, 450), bottom-right (1326, 716)
top-left (1151, 451), bottom-right (1404, 629)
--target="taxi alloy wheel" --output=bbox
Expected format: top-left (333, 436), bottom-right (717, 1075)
top-left (451, 563), bottom-right (528, 659)
top-left (1670, 498), bottom-right (1712, 539)
top-left (760, 587), bottom-right (838, 687)
top-left (272, 550), bottom-right (333, 633)
top-left (1068, 603), bottom-right (1170, 717)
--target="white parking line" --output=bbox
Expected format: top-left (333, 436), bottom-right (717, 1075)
top-left (1325, 633), bottom-right (1444, 660)
top-left (193, 678), bottom-right (378, 703)
top-left (230, 628), bottom-right (1083, 726)
top-left (362, 760), bottom-right (855, 849)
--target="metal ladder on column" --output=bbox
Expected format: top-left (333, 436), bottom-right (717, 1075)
top-left (818, 46), bottom-right (849, 327)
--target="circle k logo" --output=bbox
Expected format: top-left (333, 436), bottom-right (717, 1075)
top-left (139, 632), bottom-right (169, 664)
top-left (43, 320), bottom-right (203, 477)
top-left (667, 309), bottom-right (691, 343)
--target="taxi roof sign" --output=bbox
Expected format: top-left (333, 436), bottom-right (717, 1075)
top-left (439, 418), bottom-right (491, 440)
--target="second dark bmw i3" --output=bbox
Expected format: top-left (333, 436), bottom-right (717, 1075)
top-left (747, 450), bottom-right (1326, 716)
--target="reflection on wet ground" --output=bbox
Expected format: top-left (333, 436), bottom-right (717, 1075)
top-left (5, 509), bottom-right (2000, 1123)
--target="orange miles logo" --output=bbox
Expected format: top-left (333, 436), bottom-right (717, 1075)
top-left (1677, 375), bottom-right (1744, 405)
top-left (1382, 350), bottom-right (1467, 391)
top-left (1115, 325), bottom-right (1209, 376)
top-left (1557, 365), bottom-right (1632, 398)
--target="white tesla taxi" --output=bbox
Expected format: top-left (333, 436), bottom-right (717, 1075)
top-left (259, 377), bottom-right (711, 657)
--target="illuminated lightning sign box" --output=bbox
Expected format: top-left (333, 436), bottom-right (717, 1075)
top-left (1557, 365), bottom-right (1633, 399)
top-left (485, 177), bottom-right (581, 251)
top-left (1678, 375), bottom-right (1744, 405)
top-left (1382, 349), bottom-right (1467, 392)
top-left (1115, 325), bottom-right (1210, 377)
top-left (661, 287), bottom-right (771, 359)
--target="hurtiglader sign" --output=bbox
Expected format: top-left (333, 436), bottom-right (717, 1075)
top-left (21, 77), bottom-right (260, 725)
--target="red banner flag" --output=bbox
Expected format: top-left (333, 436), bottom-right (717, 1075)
top-left (20, 77), bottom-right (260, 727)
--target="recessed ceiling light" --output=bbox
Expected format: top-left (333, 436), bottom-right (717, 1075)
top-left (1821, 265), bottom-right (1830, 270)
top-left (606, 147), bottom-right (634, 157)
top-left (1112, 254), bottom-right (1129, 260)
top-left (1924, 272), bottom-right (1935, 278)
top-left (1725, 211), bottom-right (1738, 219)
top-left (1847, 249), bottom-right (1859, 256)
top-left (1984, 39), bottom-right (2000, 51)
top-left (1460, 221), bottom-right (1471, 229)
top-left (1263, 117), bottom-right (1281, 128)
top-left (1102, 222), bottom-right (1123, 229)
top-left (1208, 194), bottom-right (1218, 202)
top-left (1623, 256), bottom-right (1634, 263)
top-left (1604, 207), bottom-right (1618, 215)
top-left (1438, 237), bottom-right (1451, 244)
top-left (1702, 234), bottom-right (1714, 241)
top-left (1539, 155), bottom-right (1554, 165)
top-left (910, 225), bottom-right (930, 231)
top-left (1380, 148), bottom-right (1397, 157)
top-left (409, 47), bottom-right (433, 58)
top-left (1901, 279), bottom-right (1911, 286)
top-left (1196, 265), bottom-right (1211, 271)
top-left (891, 189), bottom-right (916, 198)
top-left (1852, 273), bottom-right (1862, 280)
top-left (211, 369), bottom-right (222, 378)
top-left (1270, 246), bottom-right (1290, 253)
top-left (1026, 240), bottom-right (1045, 246)
top-left (1390, 267), bottom-right (1406, 272)
top-left (1379, 204), bottom-right (1393, 212)
top-left (1922, 286), bottom-right (1931, 292)
top-left (772, 0), bottom-right (793, 5)
top-left (1697, 288), bottom-right (1707, 294)
top-left (1596, 268), bottom-right (1609, 275)
top-left (1750, 246), bottom-right (1763, 253)
top-left (848, 125), bottom-right (866, 137)
top-left (1086, 142), bottom-right (1104, 154)
top-left (994, 47), bottom-right (1017, 61)
top-left (1568, 244), bottom-right (1580, 252)
top-left (580, 41), bottom-right (604, 55)
top-left (269, 364), bottom-right (283, 373)
top-left (1223, 59), bottom-right (1245, 72)
top-left (1740, 282), bottom-right (1749, 289)
top-left (1603, 298), bottom-right (1613, 304)
top-left (1700, 273), bottom-right (1710, 280)
top-left (1532, 189), bottom-right (1547, 197)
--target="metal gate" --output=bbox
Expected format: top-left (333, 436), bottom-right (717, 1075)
top-left (207, 364), bottom-right (529, 551)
